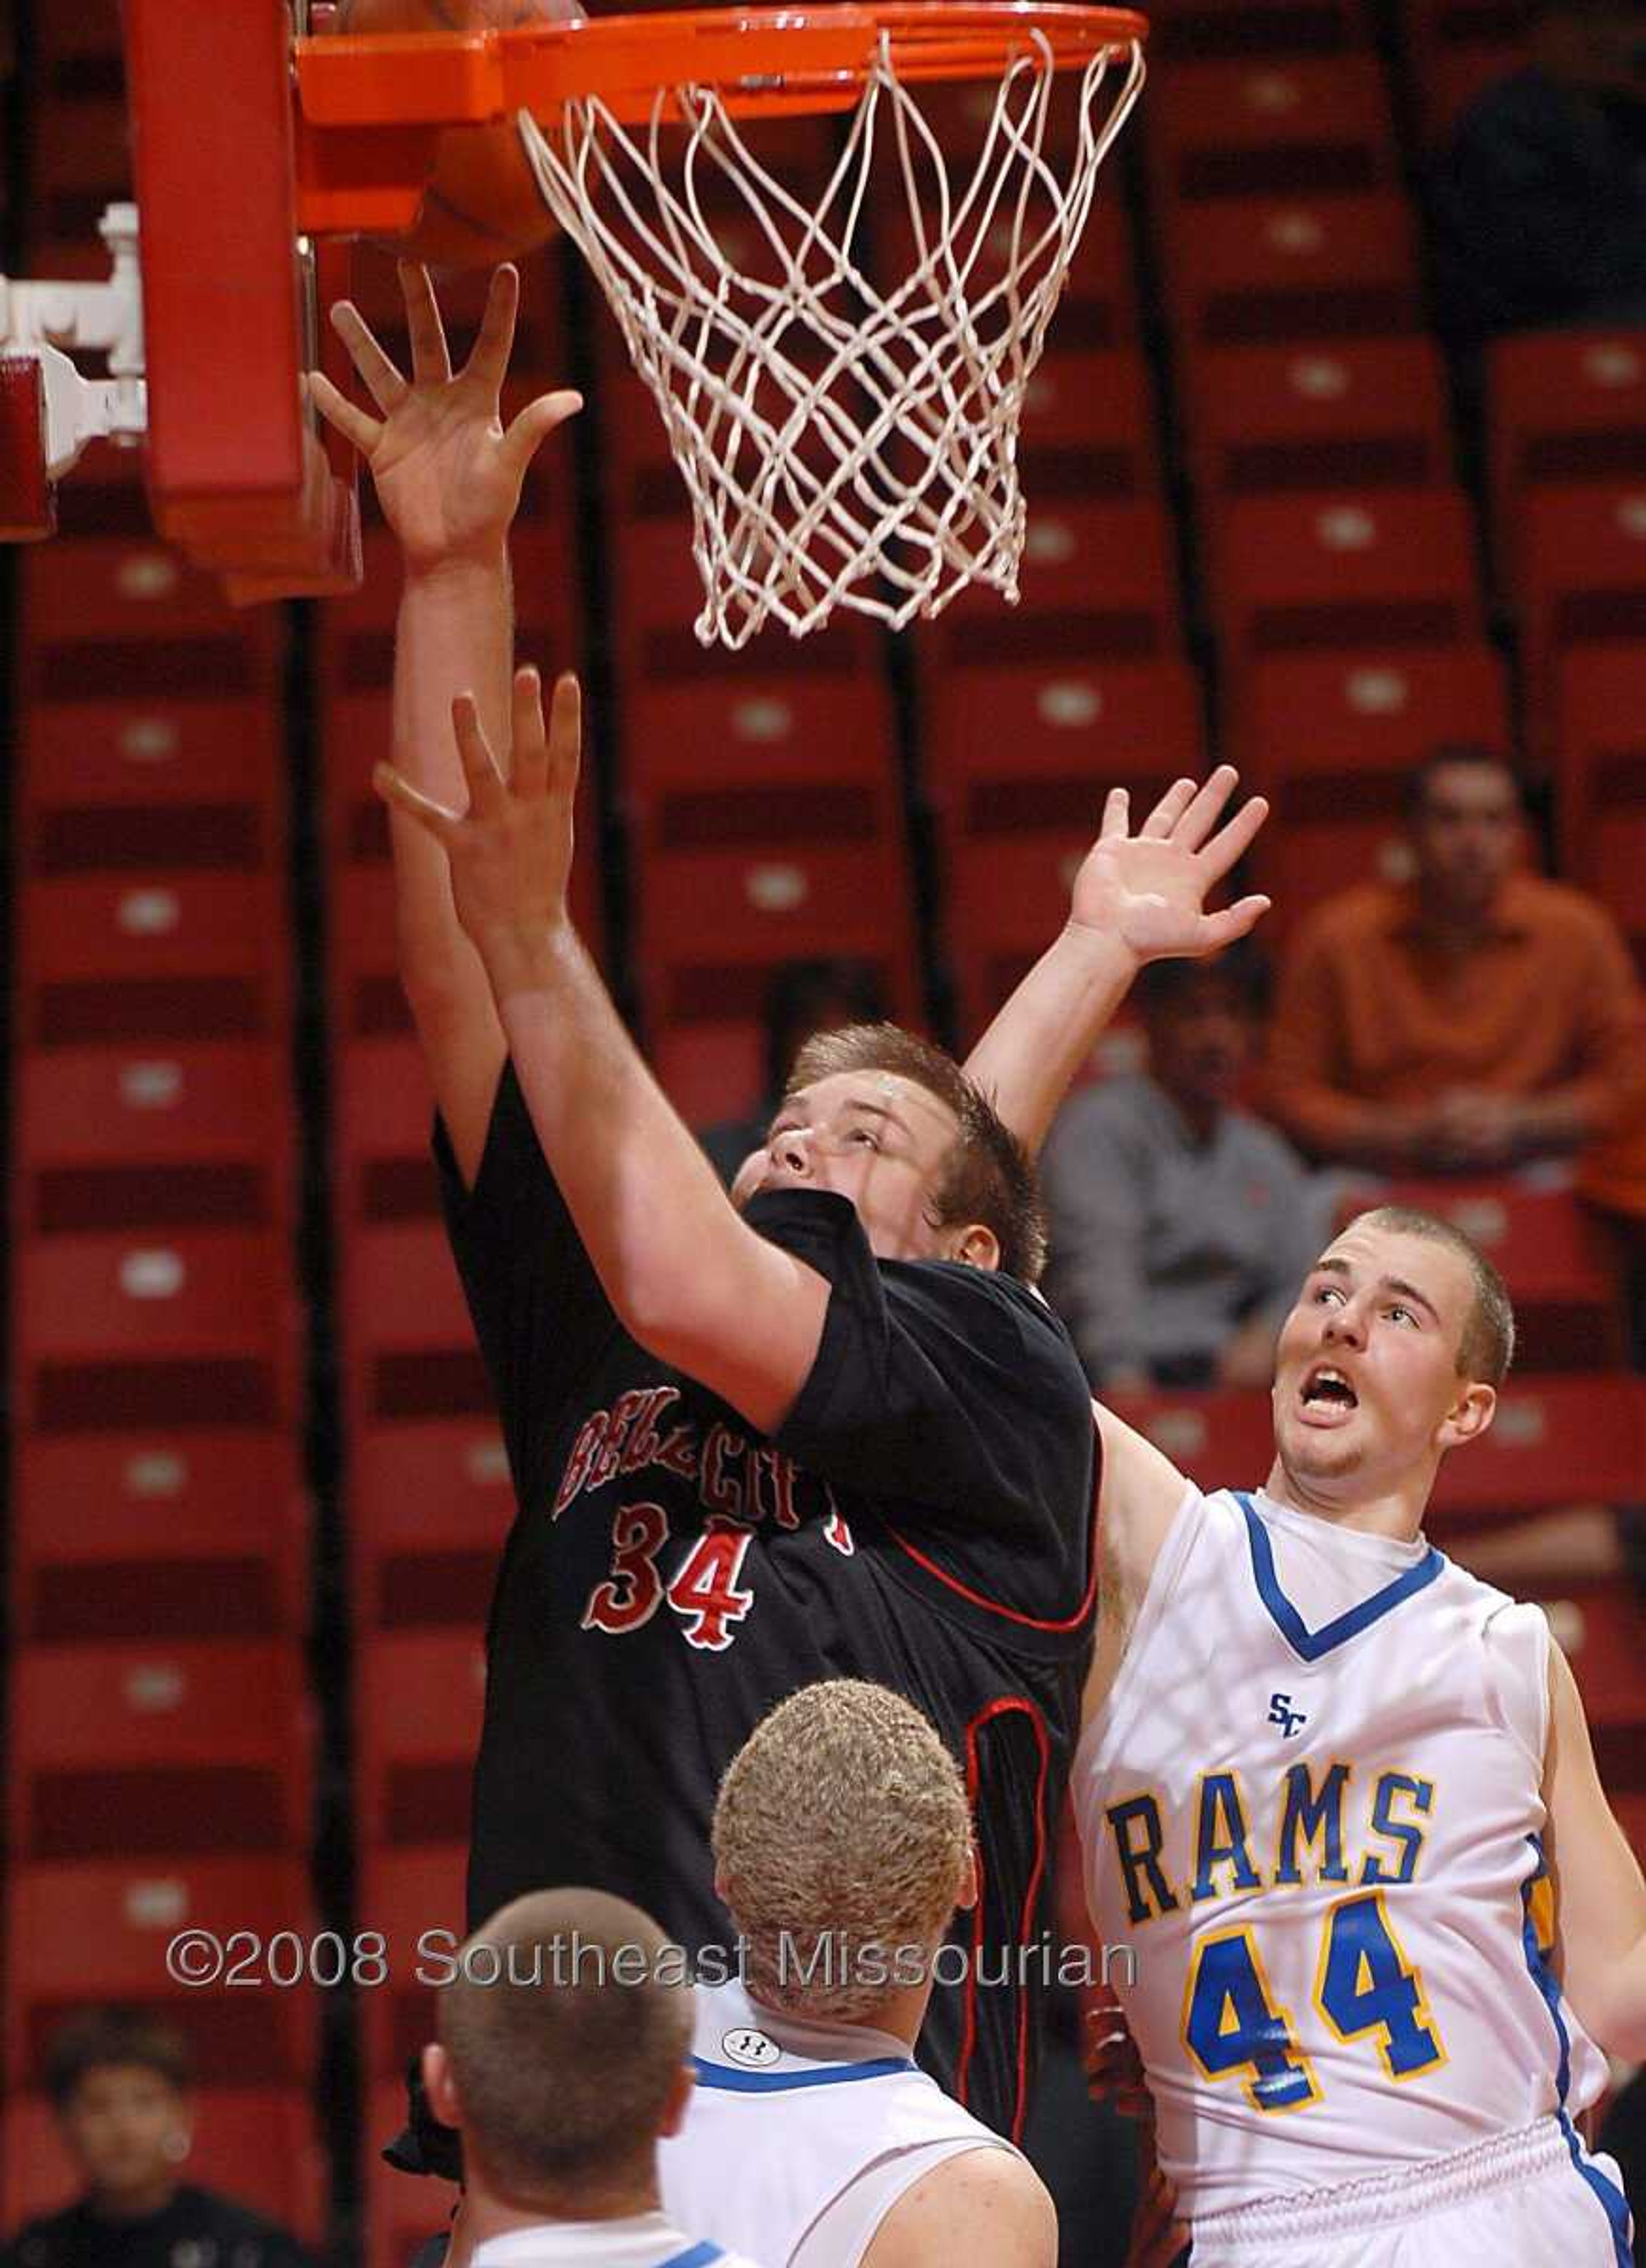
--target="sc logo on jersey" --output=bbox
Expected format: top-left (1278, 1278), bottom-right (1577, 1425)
top-left (722, 2027), bottom-right (782, 2069)
top-left (1268, 1692), bottom-right (1308, 1739)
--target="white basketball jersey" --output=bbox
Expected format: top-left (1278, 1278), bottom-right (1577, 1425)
top-left (1071, 1483), bottom-right (1609, 2223)
top-left (658, 1979), bottom-right (1016, 2268)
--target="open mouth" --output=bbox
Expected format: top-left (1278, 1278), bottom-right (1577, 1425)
top-left (1300, 1365), bottom-right (1359, 1420)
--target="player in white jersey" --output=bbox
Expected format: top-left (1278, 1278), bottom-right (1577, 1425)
top-left (417, 1888), bottom-right (769, 2268)
top-left (947, 812), bottom-right (1646, 2262)
top-left (1065, 1209), bottom-right (1640, 2264)
top-left (658, 1681), bottom-right (1057, 2268)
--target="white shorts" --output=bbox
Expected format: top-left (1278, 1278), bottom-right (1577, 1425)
top-left (1189, 2117), bottom-right (1633, 2268)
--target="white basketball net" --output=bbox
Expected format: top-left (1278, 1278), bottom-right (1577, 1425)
top-left (519, 29), bottom-right (1145, 646)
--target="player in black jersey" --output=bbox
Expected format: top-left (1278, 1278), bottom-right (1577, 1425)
top-left (312, 263), bottom-right (1269, 2170)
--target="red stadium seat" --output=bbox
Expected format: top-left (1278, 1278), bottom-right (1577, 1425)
top-left (922, 658), bottom-right (1206, 1035)
top-left (1517, 484), bottom-right (1646, 751)
top-left (872, 196), bottom-right (1137, 349)
top-left (357, 1631), bottom-right (488, 1850)
top-left (1149, 56), bottom-right (1396, 208)
top-left (1162, 192), bottom-right (1420, 343)
top-left (11, 1432), bottom-right (306, 1640)
top-left (17, 1042), bottom-right (288, 1171)
top-left (3, 2088), bottom-right (326, 2241)
top-left (18, 540), bottom-right (276, 699)
top-left (1214, 488), bottom-right (1482, 662)
top-left (4, 1854), bottom-right (317, 2088)
top-left (607, 517), bottom-right (880, 681)
top-left (7, 1639), bottom-right (311, 1862)
top-left (931, 497), bottom-right (1183, 665)
top-left (1381, 1179), bottom-right (1628, 1370)
top-left (1489, 329), bottom-right (1646, 507)
top-left (1555, 645), bottom-right (1646, 959)
top-left (1015, 348), bottom-right (1159, 500)
top-left (1185, 338), bottom-right (1453, 502)
top-left (1235, 645), bottom-right (1511, 922)
top-left (18, 694), bottom-right (282, 813)
top-left (351, 1420), bottom-right (512, 1630)
top-left (623, 676), bottom-right (922, 1118)
top-left (1542, 1586), bottom-right (1646, 1741)
top-left (356, 1847), bottom-right (469, 2084)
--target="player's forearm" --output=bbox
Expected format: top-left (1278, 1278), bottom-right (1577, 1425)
top-left (964, 924), bottom-right (1141, 1156)
top-left (390, 552), bottom-right (515, 1002)
top-left (485, 923), bottom-right (823, 1425)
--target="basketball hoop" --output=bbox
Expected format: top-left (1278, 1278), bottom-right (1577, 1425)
top-left (514, 4), bottom-right (1147, 645)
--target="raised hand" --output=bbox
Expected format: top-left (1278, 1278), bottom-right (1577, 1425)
top-left (373, 666), bottom-right (582, 985)
top-left (1069, 765), bottom-right (1271, 966)
top-left (308, 262), bottom-right (580, 573)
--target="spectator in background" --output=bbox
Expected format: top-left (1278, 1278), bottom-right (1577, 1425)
top-left (1041, 941), bottom-right (1335, 1392)
top-left (1430, 0), bottom-right (1646, 349)
top-left (0, 2009), bottom-right (313, 2268)
top-left (697, 957), bottom-right (891, 1187)
top-left (1267, 747), bottom-right (1646, 1203)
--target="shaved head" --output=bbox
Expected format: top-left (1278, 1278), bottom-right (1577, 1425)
top-left (436, 1887), bottom-right (692, 2209)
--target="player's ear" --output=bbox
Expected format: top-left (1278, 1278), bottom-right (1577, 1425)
top-left (657, 2061), bottom-right (697, 2139)
top-left (421, 2041), bottom-right (463, 2130)
top-left (1437, 1379), bottom-right (1496, 1453)
top-left (949, 1221), bottom-right (1000, 1272)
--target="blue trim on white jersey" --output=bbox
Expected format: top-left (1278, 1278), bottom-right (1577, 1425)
top-left (1519, 1836), bottom-right (1634, 2265)
top-left (690, 2052), bottom-right (915, 2093)
top-left (659, 2245), bottom-right (724, 2268)
top-left (1234, 1492), bottom-right (1444, 1663)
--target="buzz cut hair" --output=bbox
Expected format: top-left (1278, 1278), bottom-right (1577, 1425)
top-left (437, 1889), bottom-right (691, 2205)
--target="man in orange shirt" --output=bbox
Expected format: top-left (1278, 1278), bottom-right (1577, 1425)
top-left (1267, 746), bottom-right (1646, 1218)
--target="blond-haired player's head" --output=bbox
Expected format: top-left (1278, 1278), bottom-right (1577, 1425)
top-left (1271, 1205), bottom-right (1513, 1513)
top-left (423, 1887), bottom-right (694, 2220)
top-left (713, 1678), bottom-right (975, 2027)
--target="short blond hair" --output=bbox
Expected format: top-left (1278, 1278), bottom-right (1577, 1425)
top-left (437, 1889), bottom-right (691, 2206)
top-left (713, 1681), bottom-right (973, 2024)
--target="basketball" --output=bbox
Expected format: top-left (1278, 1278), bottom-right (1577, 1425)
top-left (336, 0), bottom-right (586, 268)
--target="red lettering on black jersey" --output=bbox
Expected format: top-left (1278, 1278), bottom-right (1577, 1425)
top-left (591, 1388), bottom-right (655, 1488)
top-left (554, 1409), bottom-right (607, 1517)
top-left (824, 1507), bottom-right (856, 1555)
top-left (655, 1423), bottom-right (699, 1480)
top-left (620, 1386), bottom-right (678, 1474)
top-left (580, 1501), bottom-right (670, 1633)
top-left (666, 1522), bottom-right (756, 1651)
top-left (700, 1424), bottom-right (747, 1522)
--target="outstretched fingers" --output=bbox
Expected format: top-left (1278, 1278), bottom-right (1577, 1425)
top-left (1099, 785), bottom-right (1130, 842)
top-left (398, 260), bottom-right (453, 386)
top-left (328, 301), bottom-right (408, 415)
top-left (450, 693), bottom-right (511, 814)
top-left (1169, 763), bottom-right (1241, 852)
top-left (507, 667), bottom-right (551, 798)
top-left (463, 263), bottom-right (523, 394)
top-left (545, 672), bottom-right (583, 812)
top-left (306, 369), bottom-right (381, 458)
top-left (1196, 790), bottom-right (1271, 881)
top-left (1138, 777), bottom-right (1197, 841)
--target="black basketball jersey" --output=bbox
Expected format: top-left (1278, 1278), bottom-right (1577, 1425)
top-left (439, 1066), bottom-right (1097, 2141)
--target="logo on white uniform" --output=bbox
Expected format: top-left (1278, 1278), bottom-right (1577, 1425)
top-left (721, 2026), bottom-right (782, 2069)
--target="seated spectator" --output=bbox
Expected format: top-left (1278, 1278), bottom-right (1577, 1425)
top-left (0, 2009), bottom-right (313, 2268)
top-left (1429, 0), bottom-right (1646, 349)
top-left (697, 957), bottom-right (890, 1187)
top-left (418, 1888), bottom-right (767, 2268)
top-left (1266, 747), bottom-right (1646, 1206)
top-left (1040, 942), bottom-right (1335, 1392)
